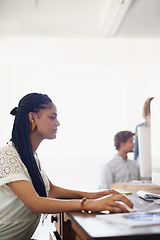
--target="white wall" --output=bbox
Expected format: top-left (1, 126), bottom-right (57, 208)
top-left (0, 37), bottom-right (160, 190)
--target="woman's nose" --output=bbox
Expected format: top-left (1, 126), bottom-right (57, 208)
top-left (56, 119), bottom-right (60, 126)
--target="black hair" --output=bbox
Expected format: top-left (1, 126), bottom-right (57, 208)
top-left (10, 93), bottom-right (52, 197)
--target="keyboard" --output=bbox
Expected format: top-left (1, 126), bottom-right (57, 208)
top-left (128, 194), bottom-right (160, 212)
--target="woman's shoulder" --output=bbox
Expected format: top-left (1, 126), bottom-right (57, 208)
top-left (0, 141), bottom-right (17, 153)
top-left (0, 142), bottom-right (29, 180)
top-left (0, 141), bottom-right (20, 161)
top-left (135, 121), bottom-right (147, 130)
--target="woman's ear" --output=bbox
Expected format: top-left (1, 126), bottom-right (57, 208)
top-left (28, 112), bottom-right (37, 131)
top-left (28, 112), bottom-right (36, 123)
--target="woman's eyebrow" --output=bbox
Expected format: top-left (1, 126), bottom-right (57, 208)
top-left (51, 113), bottom-right (57, 116)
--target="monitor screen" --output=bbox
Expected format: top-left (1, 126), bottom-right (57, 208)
top-left (138, 126), bottom-right (151, 178)
top-left (151, 97), bottom-right (160, 185)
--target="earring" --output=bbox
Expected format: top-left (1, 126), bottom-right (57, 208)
top-left (31, 121), bottom-right (37, 131)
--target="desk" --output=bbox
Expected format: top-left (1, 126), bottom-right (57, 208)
top-left (52, 188), bottom-right (160, 240)
top-left (111, 182), bottom-right (159, 189)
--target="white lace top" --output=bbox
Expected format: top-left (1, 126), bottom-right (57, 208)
top-left (0, 142), bottom-right (50, 240)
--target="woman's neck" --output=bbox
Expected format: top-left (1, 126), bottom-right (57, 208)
top-left (30, 132), bottom-right (42, 154)
top-left (146, 115), bottom-right (151, 127)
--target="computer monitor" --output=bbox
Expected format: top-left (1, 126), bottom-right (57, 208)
top-left (138, 126), bottom-right (151, 178)
top-left (151, 97), bottom-right (160, 185)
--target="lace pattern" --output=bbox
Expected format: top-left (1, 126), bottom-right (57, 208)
top-left (0, 142), bottom-right (50, 196)
top-left (0, 143), bottom-right (24, 179)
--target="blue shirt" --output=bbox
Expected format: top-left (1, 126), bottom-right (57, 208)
top-left (134, 121), bottom-right (147, 161)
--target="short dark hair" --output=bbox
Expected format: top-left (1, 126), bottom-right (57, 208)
top-left (142, 97), bottom-right (154, 119)
top-left (10, 93), bottom-right (52, 197)
top-left (114, 131), bottom-right (135, 151)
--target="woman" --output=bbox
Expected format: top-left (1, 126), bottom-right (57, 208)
top-left (0, 93), bottom-right (133, 240)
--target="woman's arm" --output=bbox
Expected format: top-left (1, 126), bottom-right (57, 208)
top-left (48, 178), bottom-right (118, 199)
top-left (7, 180), bottom-right (83, 213)
top-left (7, 180), bottom-right (133, 214)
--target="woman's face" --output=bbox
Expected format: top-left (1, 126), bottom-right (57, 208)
top-left (33, 102), bottom-right (60, 141)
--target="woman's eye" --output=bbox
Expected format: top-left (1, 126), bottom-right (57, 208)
top-left (50, 113), bottom-right (57, 120)
top-left (50, 116), bottom-right (56, 120)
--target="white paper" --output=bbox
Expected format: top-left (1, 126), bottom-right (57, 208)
top-left (96, 212), bottom-right (160, 227)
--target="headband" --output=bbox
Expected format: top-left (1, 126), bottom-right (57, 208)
top-left (10, 107), bottom-right (18, 116)
top-left (10, 106), bottom-right (32, 116)
top-left (10, 105), bottom-right (41, 116)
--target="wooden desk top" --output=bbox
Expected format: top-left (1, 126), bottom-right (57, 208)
top-left (110, 182), bottom-right (159, 189)
top-left (65, 188), bottom-right (160, 240)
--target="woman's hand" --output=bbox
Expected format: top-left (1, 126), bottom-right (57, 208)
top-left (84, 193), bottom-right (133, 213)
top-left (88, 189), bottom-right (120, 199)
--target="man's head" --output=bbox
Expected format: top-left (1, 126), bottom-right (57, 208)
top-left (114, 131), bottom-right (135, 153)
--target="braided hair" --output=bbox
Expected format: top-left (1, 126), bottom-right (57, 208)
top-left (10, 93), bottom-right (52, 197)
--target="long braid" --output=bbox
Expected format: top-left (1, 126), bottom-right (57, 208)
top-left (10, 93), bottom-right (52, 197)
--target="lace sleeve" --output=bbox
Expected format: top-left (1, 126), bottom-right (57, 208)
top-left (0, 143), bottom-right (29, 186)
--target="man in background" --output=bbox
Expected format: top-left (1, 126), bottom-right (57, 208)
top-left (101, 131), bottom-right (140, 189)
